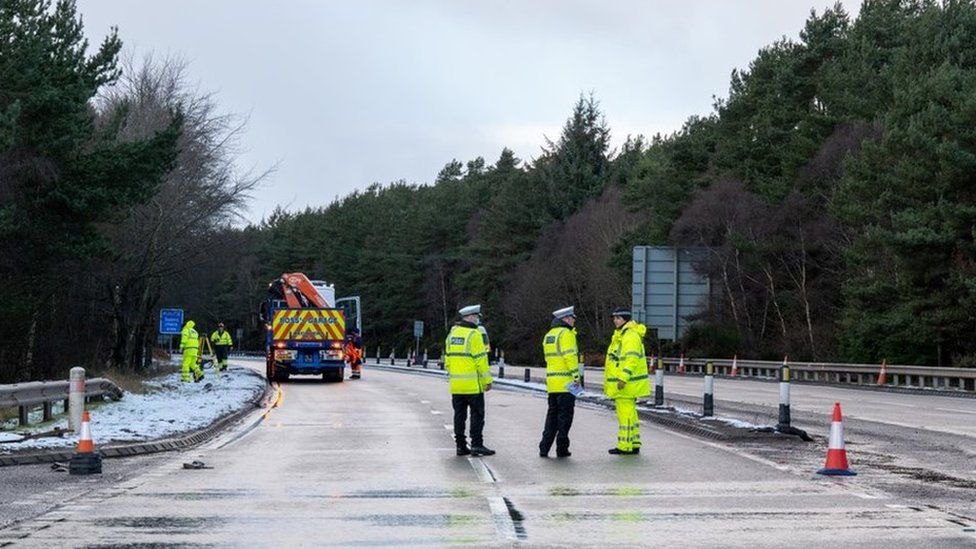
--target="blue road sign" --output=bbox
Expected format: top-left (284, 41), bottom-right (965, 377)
top-left (159, 308), bottom-right (184, 335)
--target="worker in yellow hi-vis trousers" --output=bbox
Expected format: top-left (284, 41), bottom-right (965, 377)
top-left (180, 320), bottom-right (204, 383)
top-left (604, 307), bottom-right (649, 455)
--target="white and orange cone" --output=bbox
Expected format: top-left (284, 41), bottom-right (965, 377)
top-left (877, 359), bottom-right (888, 386)
top-left (69, 411), bottom-right (102, 475)
top-left (730, 354), bottom-right (739, 377)
top-left (817, 402), bottom-right (856, 476)
top-left (678, 354), bottom-right (686, 374)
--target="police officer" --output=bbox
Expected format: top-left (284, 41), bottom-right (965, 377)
top-left (445, 304), bottom-right (495, 457)
top-left (604, 307), bottom-right (650, 455)
top-left (210, 322), bottom-right (233, 372)
top-left (180, 320), bottom-right (204, 383)
top-left (539, 306), bottom-right (579, 458)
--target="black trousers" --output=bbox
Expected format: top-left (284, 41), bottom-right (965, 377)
top-left (452, 393), bottom-right (485, 448)
top-left (539, 393), bottom-right (576, 455)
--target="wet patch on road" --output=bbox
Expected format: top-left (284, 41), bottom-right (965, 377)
top-left (351, 513), bottom-right (480, 528)
top-left (325, 488), bottom-right (478, 499)
top-left (93, 516), bottom-right (223, 535)
top-left (84, 542), bottom-right (215, 549)
top-left (135, 489), bottom-right (256, 500)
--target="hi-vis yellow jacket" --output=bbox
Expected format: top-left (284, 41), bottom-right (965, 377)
top-left (543, 325), bottom-right (579, 393)
top-left (210, 329), bottom-right (233, 347)
top-left (444, 322), bottom-right (492, 394)
top-left (180, 321), bottom-right (199, 351)
top-left (604, 320), bottom-right (650, 399)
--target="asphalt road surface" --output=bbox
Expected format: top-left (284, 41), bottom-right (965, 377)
top-left (1, 362), bottom-right (973, 547)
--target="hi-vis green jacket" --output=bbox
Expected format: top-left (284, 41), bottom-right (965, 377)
top-left (180, 321), bottom-right (199, 351)
top-left (444, 322), bottom-right (492, 394)
top-left (604, 320), bottom-right (650, 399)
top-left (543, 324), bottom-right (579, 393)
top-left (210, 329), bottom-right (233, 347)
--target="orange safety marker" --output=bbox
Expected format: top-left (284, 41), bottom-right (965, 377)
top-left (678, 353), bottom-right (686, 374)
top-left (69, 411), bottom-right (102, 475)
top-left (877, 359), bottom-right (888, 386)
top-left (730, 354), bottom-right (739, 377)
top-left (817, 402), bottom-right (856, 476)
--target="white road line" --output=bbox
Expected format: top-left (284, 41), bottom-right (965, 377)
top-left (660, 425), bottom-right (791, 472)
top-left (443, 424), bottom-right (453, 430)
top-left (430, 410), bottom-right (442, 415)
top-left (487, 496), bottom-right (517, 541)
top-left (935, 407), bottom-right (976, 415)
top-left (881, 402), bottom-right (918, 408)
top-left (468, 456), bottom-right (496, 483)
top-left (420, 400), bottom-right (430, 404)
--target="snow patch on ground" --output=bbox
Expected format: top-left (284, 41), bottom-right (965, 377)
top-left (701, 416), bottom-right (771, 430)
top-left (0, 367), bottom-right (265, 453)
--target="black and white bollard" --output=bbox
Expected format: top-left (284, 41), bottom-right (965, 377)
top-left (423, 349), bottom-right (429, 367)
top-left (69, 367), bottom-right (85, 432)
top-left (778, 364), bottom-right (791, 430)
top-left (376, 347), bottom-right (381, 364)
top-left (498, 365), bottom-right (505, 378)
top-left (774, 360), bottom-right (812, 440)
top-left (703, 361), bottom-right (715, 417)
top-left (524, 368), bottom-right (531, 383)
top-left (654, 358), bottom-right (665, 407)
top-left (390, 351), bottom-right (395, 365)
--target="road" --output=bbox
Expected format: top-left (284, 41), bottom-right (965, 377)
top-left (1, 362), bottom-right (973, 547)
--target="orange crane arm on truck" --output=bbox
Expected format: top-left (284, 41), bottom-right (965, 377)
top-left (268, 273), bottom-right (329, 309)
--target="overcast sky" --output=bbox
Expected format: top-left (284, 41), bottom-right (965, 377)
top-left (78, 1), bottom-right (860, 223)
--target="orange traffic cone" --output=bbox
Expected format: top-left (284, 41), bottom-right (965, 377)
top-left (730, 354), bottom-right (739, 377)
top-left (877, 359), bottom-right (888, 386)
top-left (817, 402), bottom-right (856, 476)
top-left (678, 354), bottom-right (686, 374)
top-left (69, 411), bottom-right (102, 475)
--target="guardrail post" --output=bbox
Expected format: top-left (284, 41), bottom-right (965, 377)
top-left (69, 366), bottom-right (85, 432)
top-left (423, 349), bottom-right (429, 367)
top-left (498, 365), bottom-right (505, 379)
top-left (43, 401), bottom-right (53, 422)
top-left (376, 346), bottom-right (381, 364)
top-left (390, 351), bottom-right (395, 366)
top-left (18, 405), bottom-right (28, 426)
top-left (654, 358), bottom-right (665, 407)
top-left (777, 365), bottom-right (791, 430)
top-left (703, 361), bottom-right (714, 417)
top-left (524, 368), bottom-right (531, 383)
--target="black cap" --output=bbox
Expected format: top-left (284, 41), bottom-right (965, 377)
top-left (611, 307), bottom-right (632, 320)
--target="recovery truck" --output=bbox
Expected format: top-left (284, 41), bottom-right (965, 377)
top-left (260, 272), bottom-right (361, 382)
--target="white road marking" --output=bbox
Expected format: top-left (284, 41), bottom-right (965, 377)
top-left (430, 410), bottom-right (442, 415)
top-left (660, 425), bottom-right (791, 472)
top-left (468, 456), bottom-right (496, 483)
top-left (420, 400), bottom-right (430, 404)
top-left (443, 424), bottom-right (453, 430)
top-left (935, 407), bottom-right (976, 415)
top-left (882, 402), bottom-right (918, 408)
top-left (487, 496), bottom-right (517, 541)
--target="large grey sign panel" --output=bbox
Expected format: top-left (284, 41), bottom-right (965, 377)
top-left (632, 246), bottom-right (711, 340)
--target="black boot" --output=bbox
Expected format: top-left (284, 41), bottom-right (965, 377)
top-left (608, 448), bottom-right (637, 455)
top-left (456, 446), bottom-right (471, 456)
top-left (470, 445), bottom-right (495, 456)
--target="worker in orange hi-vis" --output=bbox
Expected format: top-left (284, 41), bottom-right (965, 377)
top-left (344, 328), bottom-right (364, 379)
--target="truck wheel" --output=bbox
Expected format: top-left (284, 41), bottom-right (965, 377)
top-left (324, 368), bottom-right (344, 382)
